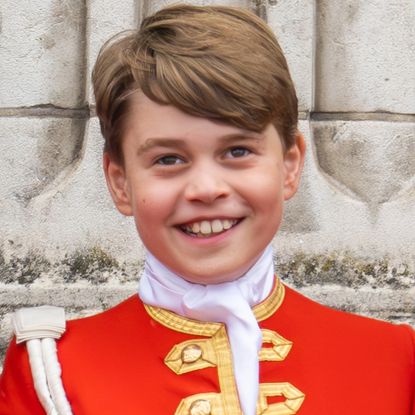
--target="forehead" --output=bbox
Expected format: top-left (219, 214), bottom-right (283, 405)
top-left (126, 91), bottom-right (257, 141)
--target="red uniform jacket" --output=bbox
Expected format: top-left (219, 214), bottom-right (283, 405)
top-left (0, 281), bottom-right (414, 414)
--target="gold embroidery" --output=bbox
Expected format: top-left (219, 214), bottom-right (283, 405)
top-left (211, 326), bottom-right (241, 413)
top-left (144, 305), bottom-right (221, 336)
top-left (144, 279), bottom-right (305, 414)
top-left (175, 393), bottom-right (223, 415)
top-left (257, 383), bottom-right (305, 415)
top-left (259, 329), bottom-right (292, 362)
top-left (173, 326), bottom-right (242, 414)
top-left (165, 339), bottom-right (217, 374)
top-left (254, 281), bottom-right (285, 322)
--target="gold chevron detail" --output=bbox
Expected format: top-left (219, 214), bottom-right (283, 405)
top-left (257, 383), bottom-right (305, 415)
top-left (259, 329), bottom-right (293, 362)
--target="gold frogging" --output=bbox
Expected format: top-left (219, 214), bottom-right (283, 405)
top-left (165, 329), bottom-right (305, 415)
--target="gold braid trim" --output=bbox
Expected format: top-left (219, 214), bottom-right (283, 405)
top-left (144, 276), bottom-right (285, 335)
top-left (211, 326), bottom-right (242, 413)
top-left (144, 278), bottom-right (296, 415)
top-left (257, 383), bottom-right (305, 415)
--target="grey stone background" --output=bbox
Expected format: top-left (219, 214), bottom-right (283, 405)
top-left (1, 0), bottom-right (414, 368)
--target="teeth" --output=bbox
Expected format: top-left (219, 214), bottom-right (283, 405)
top-left (183, 219), bottom-right (238, 236)
top-left (200, 221), bottom-right (212, 234)
top-left (223, 219), bottom-right (232, 230)
top-left (211, 219), bottom-right (223, 233)
top-left (191, 222), bottom-right (200, 233)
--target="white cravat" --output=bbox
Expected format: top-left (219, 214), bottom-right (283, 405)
top-left (138, 244), bottom-right (275, 415)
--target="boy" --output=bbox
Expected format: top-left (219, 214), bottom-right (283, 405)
top-left (0, 4), bottom-right (414, 415)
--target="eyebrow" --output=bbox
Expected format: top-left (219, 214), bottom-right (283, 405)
top-left (136, 133), bottom-right (264, 155)
top-left (136, 138), bottom-right (185, 155)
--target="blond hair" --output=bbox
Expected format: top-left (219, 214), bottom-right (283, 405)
top-left (92, 4), bottom-right (298, 163)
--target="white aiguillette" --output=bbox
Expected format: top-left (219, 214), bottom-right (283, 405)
top-left (12, 305), bottom-right (72, 414)
top-left (13, 305), bottom-right (66, 344)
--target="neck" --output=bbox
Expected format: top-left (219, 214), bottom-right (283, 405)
top-left (141, 244), bottom-right (275, 308)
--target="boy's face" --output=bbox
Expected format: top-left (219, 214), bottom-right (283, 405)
top-left (104, 92), bottom-right (305, 284)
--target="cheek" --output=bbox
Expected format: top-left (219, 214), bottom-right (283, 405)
top-left (244, 170), bottom-right (284, 205)
top-left (131, 185), bottom-right (176, 230)
top-left (134, 205), bottom-right (163, 245)
top-left (135, 200), bottom-right (164, 224)
top-left (243, 171), bottom-right (284, 230)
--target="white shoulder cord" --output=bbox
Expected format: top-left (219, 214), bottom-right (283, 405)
top-left (12, 306), bottom-right (73, 415)
top-left (26, 339), bottom-right (57, 415)
top-left (41, 338), bottom-right (73, 414)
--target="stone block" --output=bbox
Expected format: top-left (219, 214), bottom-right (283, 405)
top-left (266, 0), bottom-right (314, 112)
top-left (277, 251), bottom-right (414, 291)
top-left (300, 286), bottom-right (415, 326)
top-left (275, 120), bottom-right (415, 264)
top-left (0, 312), bottom-right (13, 372)
top-left (0, 0), bottom-right (86, 107)
top-left (280, 120), bottom-right (319, 234)
top-left (0, 117), bottom-right (84, 228)
top-left (26, 118), bottom-right (139, 260)
top-left (278, 118), bottom-right (372, 248)
top-left (316, 1), bottom-right (415, 113)
top-left (313, 120), bottom-right (415, 210)
top-left (0, 117), bottom-right (139, 264)
top-left (143, 0), bottom-right (251, 16)
top-left (86, 0), bottom-right (138, 103)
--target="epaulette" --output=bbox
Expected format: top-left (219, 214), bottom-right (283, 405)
top-left (12, 306), bottom-right (73, 415)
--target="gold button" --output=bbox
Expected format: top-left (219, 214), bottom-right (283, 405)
top-left (181, 344), bottom-right (203, 363)
top-left (189, 399), bottom-right (211, 415)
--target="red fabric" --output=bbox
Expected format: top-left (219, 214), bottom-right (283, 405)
top-left (0, 285), bottom-right (414, 414)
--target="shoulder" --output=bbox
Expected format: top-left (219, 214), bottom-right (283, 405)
top-left (0, 295), bottom-right (145, 414)
top-left (64, 294), bottom-right (148, 337)
top-left (58, 294), bottom-right (157, 357)
top-left (283, 283), bottom-right (412, 329)
top-left (278, 284), bottom-right (415, 361)
top-left (268, 284), bottom-right (415, 401)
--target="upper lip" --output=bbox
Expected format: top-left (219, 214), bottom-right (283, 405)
top-left (175, 216), bottom-right (244, 227)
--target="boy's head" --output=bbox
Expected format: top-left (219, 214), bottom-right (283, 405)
top-left (93, 4), bottom-right (305, 283)
top-left (93, 4), bottom-right (298, 164)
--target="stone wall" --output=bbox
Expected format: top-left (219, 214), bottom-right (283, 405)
top-left (1, 0), bottom-right (414, 366)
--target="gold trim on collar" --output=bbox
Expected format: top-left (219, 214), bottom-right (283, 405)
top-left (144, 277), bottom-right (285, 335)
top-left (254, 279), bottom-right (285, 322)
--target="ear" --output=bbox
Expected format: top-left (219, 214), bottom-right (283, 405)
top-left (283, 131), bottom-right (306, 200)
top-left (103, 152), bottom-right (133, 216)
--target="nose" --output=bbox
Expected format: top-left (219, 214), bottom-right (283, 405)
top-left (184, 165), bottom-right (231, 204)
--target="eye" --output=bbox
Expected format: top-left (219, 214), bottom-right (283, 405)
top-left (226, 147), bottom-right (252, 158)
top-left (155, 155), bottom-right (184, 165)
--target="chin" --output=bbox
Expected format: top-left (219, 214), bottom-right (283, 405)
top-left (177, 266), bottom-right (248, 285)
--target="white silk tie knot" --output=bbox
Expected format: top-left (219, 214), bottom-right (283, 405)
top-left (138, 244), bottom-right (275, 415)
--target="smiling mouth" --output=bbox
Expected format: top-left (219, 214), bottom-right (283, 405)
top-left (179, 218), bottom-right (240, 238)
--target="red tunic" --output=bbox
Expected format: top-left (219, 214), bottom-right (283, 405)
top-left (0, 282), bottom-right (414, 414)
